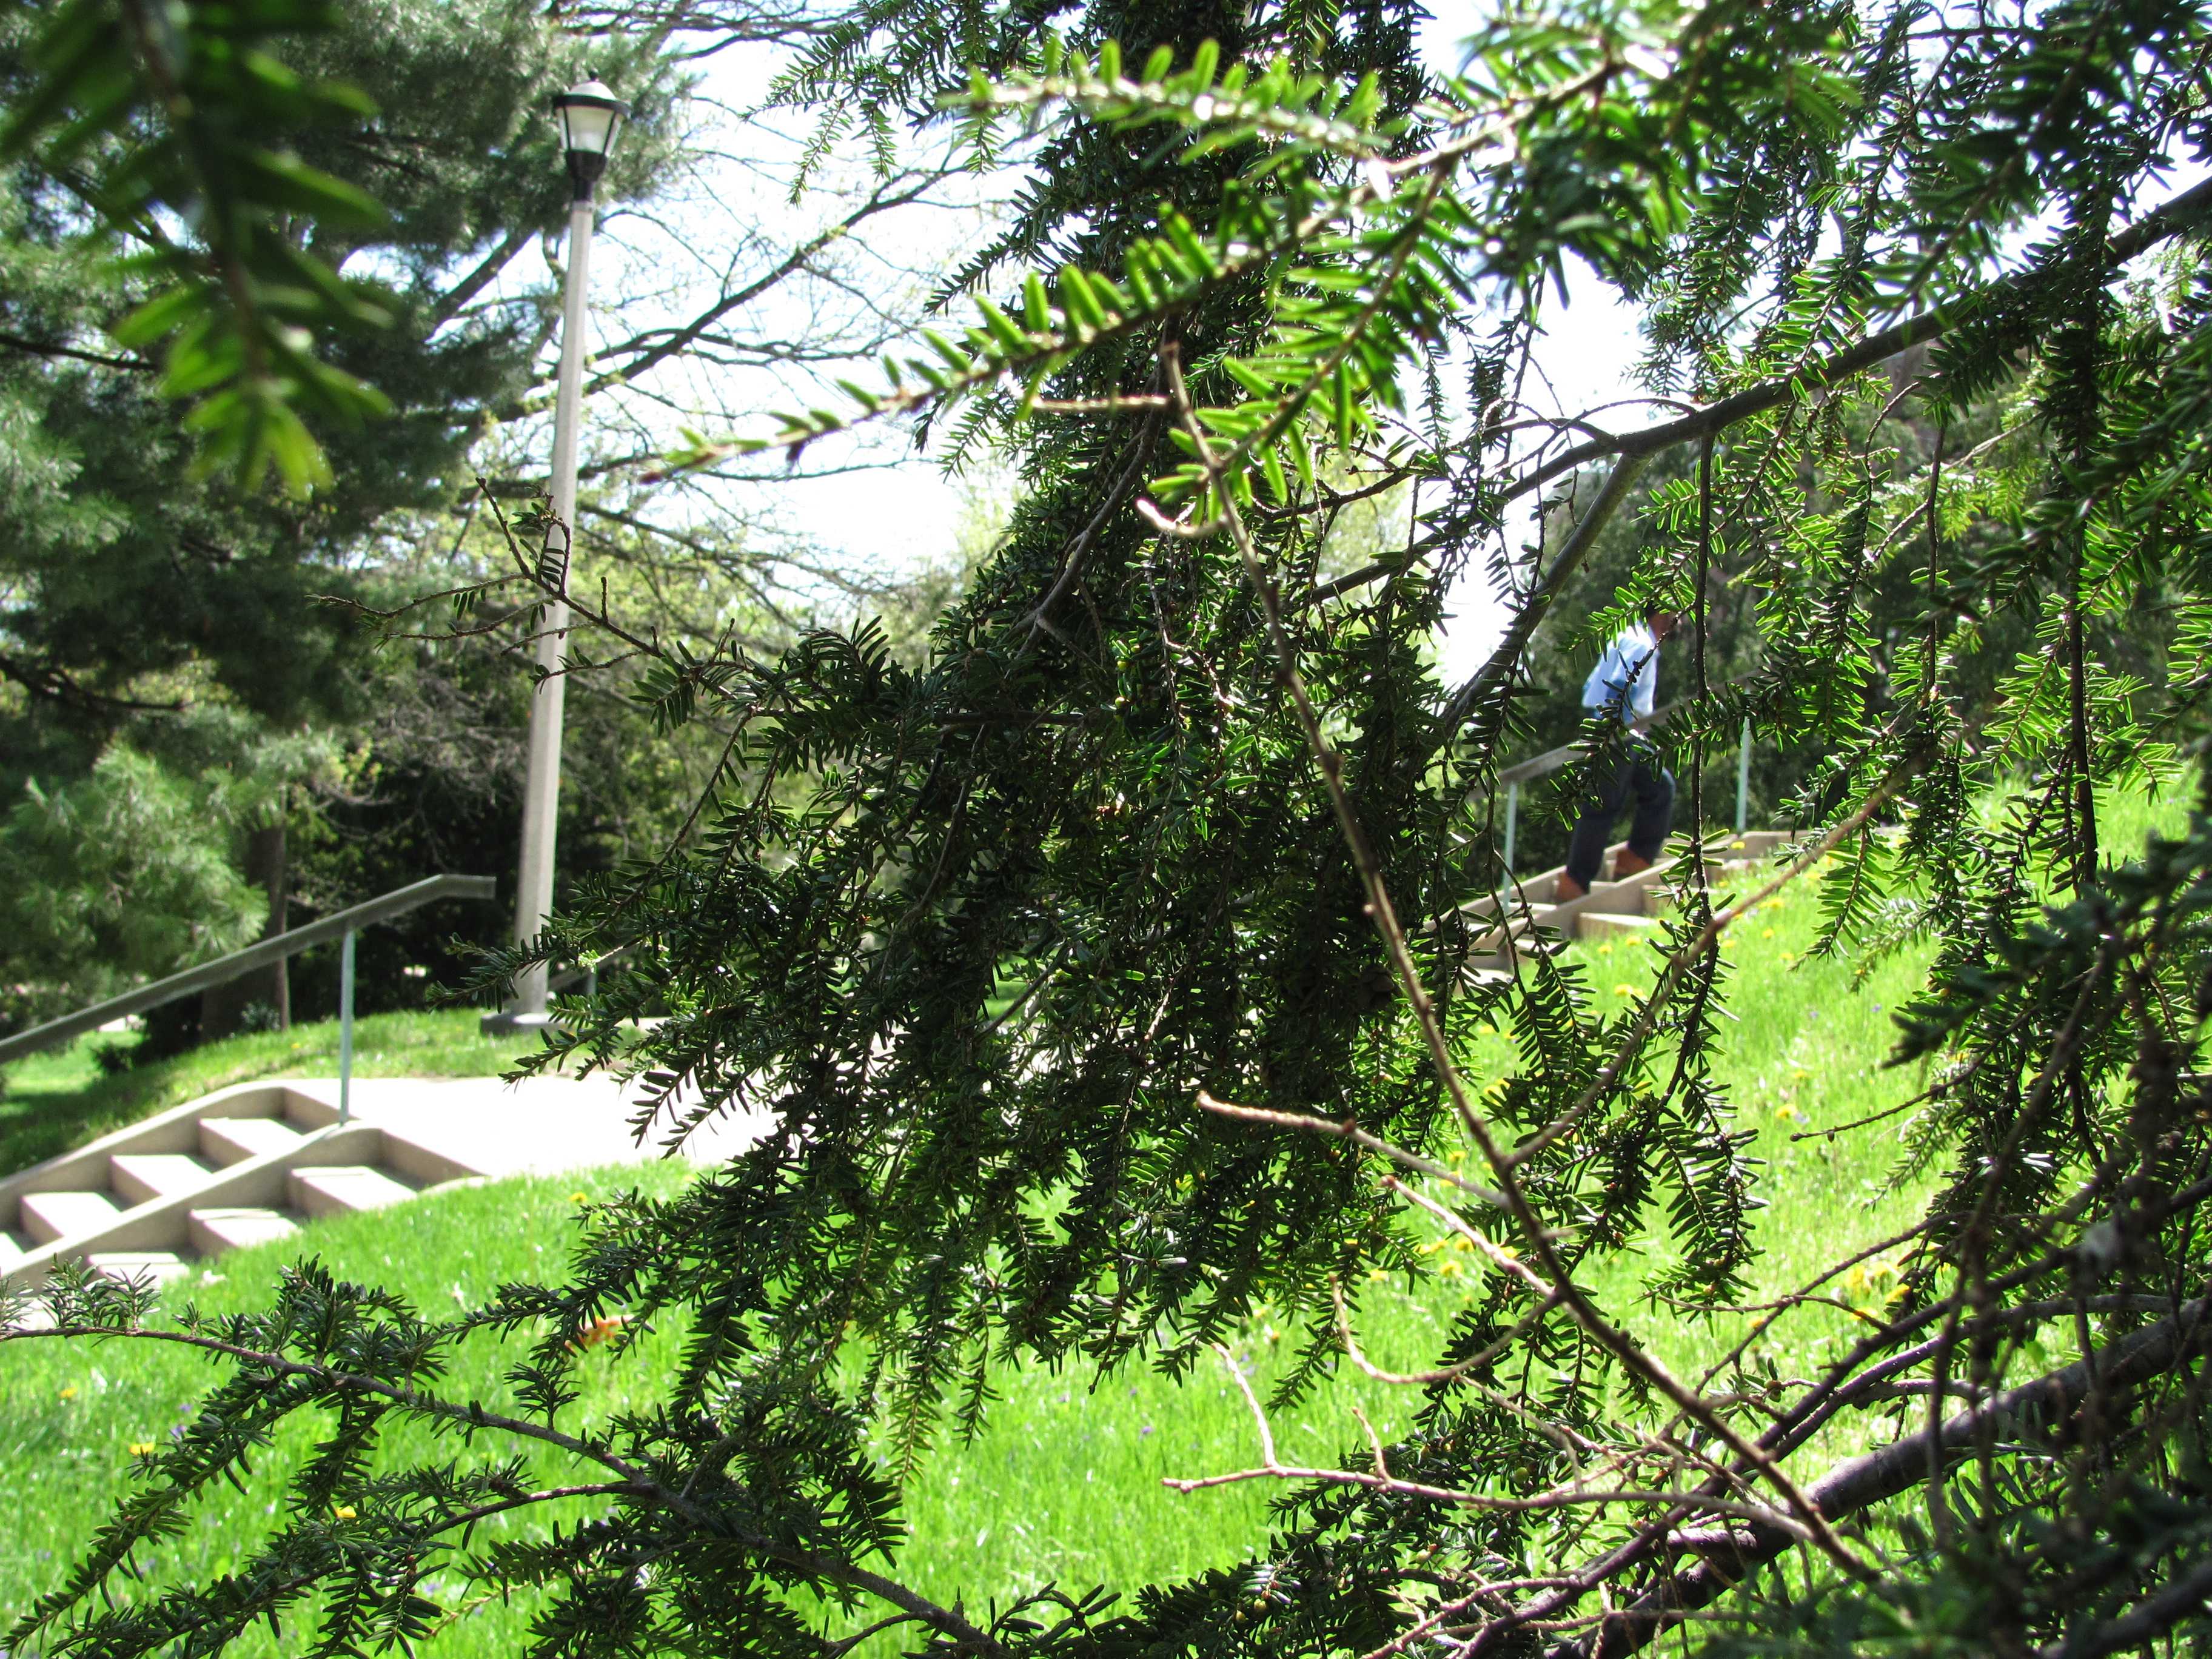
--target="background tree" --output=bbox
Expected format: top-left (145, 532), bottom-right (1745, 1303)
top-left (0, 0), bottom-right (976, 1044)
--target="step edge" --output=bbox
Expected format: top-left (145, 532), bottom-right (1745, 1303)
top-left (4, 1121), bottom-right (385, 1290)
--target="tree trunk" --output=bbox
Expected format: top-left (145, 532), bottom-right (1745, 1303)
top-left (198, 819), bottom-right (290, 1041)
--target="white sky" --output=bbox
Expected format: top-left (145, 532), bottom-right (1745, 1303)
top-left (1429, 269), bottom-right (1643, 683)
top-left (574, 13), bottom-right (1640, 659)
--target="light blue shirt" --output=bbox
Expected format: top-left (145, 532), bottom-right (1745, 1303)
top-left (1581, 621), bottom-right (1658, 726)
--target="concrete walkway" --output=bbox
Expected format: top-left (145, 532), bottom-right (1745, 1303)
top-left (288, 1073), bottom-right (773, 1177)
top-left (0, 1071), bottom-right (771, 1290)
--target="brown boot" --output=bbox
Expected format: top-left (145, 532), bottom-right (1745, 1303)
top-left (1612, 849), bottom-right (1655, 879)
top-left (1553, 873), bottom-right (1588, 902)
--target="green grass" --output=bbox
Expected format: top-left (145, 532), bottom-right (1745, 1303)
top-left (0, 790), bottom-right (2193, 1651)
top-left (0, 1009), bottom-right (540, 1178)
top-left (0, 902), bottom-right (1926, 1651)
top-left (0, 1165), bottom-right (699, 1655)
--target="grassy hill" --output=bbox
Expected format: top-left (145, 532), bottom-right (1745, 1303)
top-left (0, 789), bottom-right (2188, 1652)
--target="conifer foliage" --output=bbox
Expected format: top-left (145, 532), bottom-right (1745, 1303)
top-left (12, 0), bottom-right (2212, 1654)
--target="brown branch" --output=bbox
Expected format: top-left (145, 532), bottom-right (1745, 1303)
top-left (2030, 1548), bottom-right (2212, 1659)
top-left (1172, 1345), bottom-right (1806, 1533)
top-left (495, 174), bottom-right (941, 417)
top-left (1549, 1297), bottom-right (2212, 1658)
top-left (1196, 1090), bottom-right (1506, 1207)
top-left (0, 327), bottom-right (150, 370)
top-left (0, 650), bottom-right (187, 714)
top-left (1436, 175), bottom-right (2212, 734)
top-left (1504, 176), bottom-right (2212, 512)
top-left (1161, 342), bottom-right (1874, 1583)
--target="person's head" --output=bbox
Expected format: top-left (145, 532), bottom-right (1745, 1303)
top-left (1646, 608), bottom-right (1681, 641)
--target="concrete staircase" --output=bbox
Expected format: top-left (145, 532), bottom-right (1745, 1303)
top-left (1464, 830), bottom-right (1796, 976)
top-left (0, 1081), bottom-right (476, 1291)
top-left (0, 1073), bottom-right (773, 1293)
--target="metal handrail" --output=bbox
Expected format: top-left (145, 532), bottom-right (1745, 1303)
top-left (0, 876), bottom-right (498, 1098)
top-left (1495, 689), bottom-right (1714, 785)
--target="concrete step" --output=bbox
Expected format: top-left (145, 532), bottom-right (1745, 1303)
top-left (1473, 900), bottom-right (1562, 937)
top-left (199, 1116), bottom-right (306, 1166)
top-left (0, 1228), bottom-right (28, 1267)
top-left (188, 1207), bottom-right (302, 1255)
top-left (289, 1166), bottom-right (417, 1219)
top-left (1578, 912), bottom-right (1661, 942)
top-left (1579, 877), bottom-right (1658, 913)
top-left (87, 1251), bottom-right (191, 1288)
top-left (110, 1153), bottom-right (215, 1206)
top-left (21, 1189), bottom-right (121, 1245)
top-left (375, 1132), bottom-right (482, 1190)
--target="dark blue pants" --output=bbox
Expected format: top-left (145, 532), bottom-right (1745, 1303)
top-left (1565, 746), bottom-right (1675, 889)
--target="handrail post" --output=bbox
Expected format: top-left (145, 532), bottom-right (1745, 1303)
top-left (338, 929), bottom-right (356, 1127)
top-left (1502, 780), bottom-right (1519, 885)
top-left (1735, 719), bottom-right (1752, 836)
top-left (0, 873), bottom-right (494, 1068)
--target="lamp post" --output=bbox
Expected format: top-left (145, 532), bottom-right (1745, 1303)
top-left (488, 77), bottom-right (627, 1033)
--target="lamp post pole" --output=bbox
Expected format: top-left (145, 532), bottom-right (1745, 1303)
top-left (489, 78), bottom-right (626, 1033)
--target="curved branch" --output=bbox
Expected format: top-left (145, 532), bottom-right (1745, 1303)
top-left (1549, 1296), bottom-right (2212, 1658)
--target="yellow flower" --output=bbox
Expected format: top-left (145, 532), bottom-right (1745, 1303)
top-left (1447, 1148), bottom-right (1465, 1165)
top-left (1483, 1078), bottom-right (1509, 1100)
top-left (128, 1441), bottom-right (156, 1456)
top-left (1597, 941), bottom-right (1614, 956)
top-left (1774, 1104), bottom-right (1801, 1122)
top-left (1450, 1235), bottom-right (1472, 1252)
top-left (1780, 951), bottom-right (1795, 964)
top-left (1761, 927), bottom-right (1776, 939)
top-left (1366, 1267), bottom-right (1389, 1282)
top-left (570, 1191), bottom-right (589, 1204)
top-left (1791, 1067), bottom-right (1810, 1080)
top-left (58, 1386), bottom-right (76, 1401)
top-left (334, 1505), bottom-right (357, 1521)
top-left (1612, 983), bottom-right (1636, 997)
top-left (1437, 1258), bottom-right (1461, 1278)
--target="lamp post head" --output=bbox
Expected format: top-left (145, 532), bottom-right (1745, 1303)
top-left (553, 78), bottom-right (627, 200)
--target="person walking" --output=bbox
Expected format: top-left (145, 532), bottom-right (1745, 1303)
top-left (1553, 608), bottom-right (1679, 902)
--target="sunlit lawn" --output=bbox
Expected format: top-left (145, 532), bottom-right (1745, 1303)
top-left (0, 785), bottom-right (2191, 1651)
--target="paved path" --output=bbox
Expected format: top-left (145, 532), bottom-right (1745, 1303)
top-left (0, 1070), bottom-right (774, 1290)
top-left (283, 1073), bottom-right (774, 1177)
